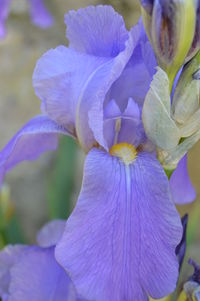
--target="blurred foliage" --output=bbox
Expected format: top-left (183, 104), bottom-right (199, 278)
top-left (46, 136), bottom-right (78, 220)
top-left (0, 185), bottom-right (24, 248)
top-left (101, 0), bottom-right (140, 27)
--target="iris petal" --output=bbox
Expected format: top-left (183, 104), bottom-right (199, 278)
top-left (56, 148), bottom-right (182, 301)
top-left (108, 20), bottom-right (156, 110)
top-left (33, 10), bottom-right (154, 152)
top-left (33, 46), bottom-right (108, 149)
top-left (65, 5), bottom-right (128, 57)
top-left (27, 0), bottom-right (53, 28)
top-left (0, 115), bottom-right (69, 187)
top-left (9, 247), bottom-right (76, 301)
top-left (0, 0), bottom-right (11, 38)
top-left (0, 220), bottom-right (85, 301)
top-left (37, 219), bottom-right (66, 248)
top-left (88, 29), bottom-right (139, 150)
top-left (0, 245), bottom-right (26, 300)
top-left (170, 155), bottom-right (196, 204)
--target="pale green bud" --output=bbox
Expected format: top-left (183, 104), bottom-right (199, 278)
top-left (142, 64), bottom-right (200, 169)
top-left (186, 0), bottom-right (200, 62)
top-left (172, 50), bottom-right (200, 137)
top-left (142, 67), bottom-right (181, 153)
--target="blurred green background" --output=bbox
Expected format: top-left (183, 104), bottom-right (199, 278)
top-left (0, 0), bottom-right (199, 288)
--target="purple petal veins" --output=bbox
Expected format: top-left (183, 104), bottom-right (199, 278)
top-left (65, 5), bottom-right (129, 57)
top-left (56, 148), bottom-right (182, 301)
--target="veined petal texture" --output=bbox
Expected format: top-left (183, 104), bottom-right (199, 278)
top-left (33, 46), bottom-right (108, 136)
top-left (0, 115), bottom-right (69, 187)
top-left (65, 5), bottom-right (129, 57)
top-left (33, 4), bottom-right (134, 151)
top-left (33, 6), bottom-right (154, 151)
top-left (33, 19), bottom-right (136, 151)
top-left (105, 20), bottom-right (156, 111)
top-left (56, 148), bottom-right (182, 301)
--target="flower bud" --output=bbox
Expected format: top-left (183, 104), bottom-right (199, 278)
top-left (141, 0), bottom-right (154, 15)
top-left (186, 0), bottom-right (200, 62)
top-left (141, 0), bottom-right (196, 87)
top-left (177, 259), bottom-right (200, 301)
top-left (172, 50), bottom-right (200, 137)
top-left (142, 62), bottom-right (200, 169)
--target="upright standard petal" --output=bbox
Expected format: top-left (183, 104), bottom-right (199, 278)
top-left (107, 20), bottom-right (156, 110)
top-left (0, 115), bottom-right (69, 187)
top-left (65, 5), bottom-right (128, 57)
top-left (87, 28), bottom-right (140, 151)
top-left (56, 148), bottom-right (182, 301)
top-left (88, 20), bottom-right (156, 150)
top-left (0, 0), bottom-right (11, 38)
top-left (170, 155), bottom-right (196, 204)
top-left (33, 5), bottom-right (137, 151)
top-left (33, 46), bottom-right (108, 142)
top-left (9, 247), bottom-right (78, 301)
top-left (27, 0), bottom-right (53, 28)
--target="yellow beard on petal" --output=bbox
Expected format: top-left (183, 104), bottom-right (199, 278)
top-left (109, 143), bottom-right (137, 165)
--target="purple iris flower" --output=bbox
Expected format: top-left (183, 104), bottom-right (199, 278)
top-left (0, 5), bottom-right (196, 300)
top-left (0, 0), bottom-right (53, 38)
top-left (0, 0), bottom-right (11, 38)
top-left (0, 220), bottom-right (85, 301)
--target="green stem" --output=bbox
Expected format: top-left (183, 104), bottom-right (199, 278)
top-left (168, 68), bottom-right (177, 95)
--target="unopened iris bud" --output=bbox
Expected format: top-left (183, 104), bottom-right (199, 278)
top-left (141, 0), bottom-right (154, 15)
top-left (177, 259), bottom-right (200, 300)
top-left (186, 0), bottom-right (200, 62)
top-left (141, 0), bottom-right (196, 88)
top-left (143, 61), bottom-right (200, 169)
top-left (172, 50), bottom-right (200, 137)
